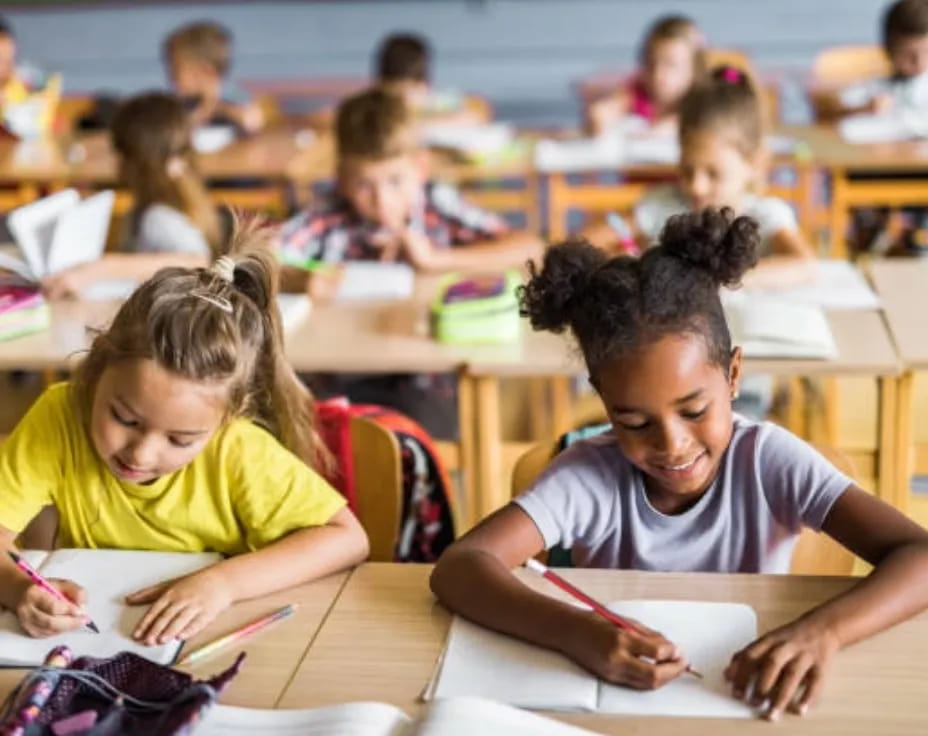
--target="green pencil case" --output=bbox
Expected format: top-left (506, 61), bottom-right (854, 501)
top-left (431, 271), bottom-right (522, 344)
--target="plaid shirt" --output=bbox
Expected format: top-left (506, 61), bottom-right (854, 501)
top-left (277, 180), bottom-right (509, 265)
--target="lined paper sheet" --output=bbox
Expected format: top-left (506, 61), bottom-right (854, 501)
top-left (597, 600), bottom-right (757, 718)
top-left (0, 549), bottom-right (218, 666)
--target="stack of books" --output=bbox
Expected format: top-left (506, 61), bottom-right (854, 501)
top-left (0, 286), bottom-right (49, 342)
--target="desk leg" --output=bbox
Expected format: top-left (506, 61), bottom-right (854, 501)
top-left (474, 375), bottom-right (505, 525)
top-left (894, 371), bottom-right (914, 515)
top-left (457, 370), bottom-right (477, 532)
top-left (829, 168), bottom-right (849, 259)
top-left (877, 376), bottom-right (898, 508)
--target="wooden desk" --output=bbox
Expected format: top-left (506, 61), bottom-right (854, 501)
top-left (788, 126), bottom-right (928, 257)
top-left (0, 571), bottom-right (349, 710)
top-left (868, 259), bottom-right (928, 512)
top-left (465, 309), bottom-right (903, 521)
top-left (278, 562), bottom-right (928, 734)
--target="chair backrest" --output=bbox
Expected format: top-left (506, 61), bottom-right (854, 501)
top-left (349, 414), bottom-right (403, 562)
top-left (511, 439), bottom-right (858, 576)
top-left (812, 44), bottom-right (890, 87)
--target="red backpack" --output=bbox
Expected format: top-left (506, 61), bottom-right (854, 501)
top-left (317, 398), bottom-right (457, 562)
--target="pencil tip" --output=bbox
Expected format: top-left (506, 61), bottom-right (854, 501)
top-left (687, 666), bottom-right (704, 679)
top-left (88, 622), bottom-right (100, 634)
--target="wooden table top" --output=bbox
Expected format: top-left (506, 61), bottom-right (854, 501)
top-left (786, 124), bottom-right (928, 173)
top-left (0, 570), bottom-right (348, 710)
top-left (0, 279), bottom-right (900, 378)
top-left (868, 258), bottom-right (928, 370)
top-left (278, 562), bottom-right (928, 735)
top-left (0, 125), bottom-right (313, 186)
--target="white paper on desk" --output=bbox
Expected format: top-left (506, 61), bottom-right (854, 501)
top-left (624, 135), bottom-right (679, 164)
top-left (81, 279), bottom-right (138, 301)
top-left (723, 294), bottom-right (838, 359)
top-left (417, 697), bottom-right (602, 736)
top-left (336, 262), bottom-right (414, 301)
top-left (597, 600), bottom-right (756, 718)
top-left (534, 135), bottom-right (625, 172)
top-left (192, 125), bottom-right (237, 154)
top-left (277, 293), bottom-right (313, 332)
top-left (197, 702), bottom-right (410, 736)
top-left (421, 123), bottom-right (513, 155)
top-left (430, 615), bottom-right (598, 711)
top-left (733, 260), bottom-right (880, 311)
top-left (0, 549), bottom-right (218, 666)
top-left (838, 112), bottom-right (928, 143)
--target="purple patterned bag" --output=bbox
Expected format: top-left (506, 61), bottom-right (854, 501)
top-left (0, 646), bottom-right (244, 736)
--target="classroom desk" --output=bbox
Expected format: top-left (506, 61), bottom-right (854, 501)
top-left (464, 308), bottom-right (904, 521)
top-left (0, 124), bottom-right (313, 190)
top-left (278, 562), bottom-right (928, 734)
top-left (0, 571), bottom-right (349, 710)
top-left (786, 125), bottom-right (928, 257)
top-left (867, 259), bottom-right (928, 511)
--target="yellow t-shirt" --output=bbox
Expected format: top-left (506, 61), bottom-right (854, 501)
top-left (0, 383), bottom-right (346, 555)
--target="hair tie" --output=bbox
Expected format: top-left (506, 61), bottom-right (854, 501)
top-left (721, 67), bottom-right (742, 84)
top-left (211, 256), bottom-right (236, 283)
top-left (190, 289), bottom-right (233, 313)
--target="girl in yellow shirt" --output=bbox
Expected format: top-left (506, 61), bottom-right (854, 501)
top-left (0, 221), bottom-right (369, 646)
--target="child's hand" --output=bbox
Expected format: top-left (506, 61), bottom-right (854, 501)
top-left (16, 578), bottom-right (88, 638)
top-left (41, 263), bottom-right (94, 300)
top-left (724, 621), bottom-right (838, 721)
top-left (397, 228), bottom-right (437, 270)
top-left (126, 568), bottom-right (233, 647)
top-left (563, 610), bottom-right (688, 689)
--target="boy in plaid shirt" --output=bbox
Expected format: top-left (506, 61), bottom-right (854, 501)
top-left (278, 88), bottom-right (541, 297)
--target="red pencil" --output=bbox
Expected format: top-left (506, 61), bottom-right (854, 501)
top-left (524, 558), bottom-right (702, 678)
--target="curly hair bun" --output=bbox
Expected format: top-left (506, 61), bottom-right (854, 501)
top-left (659, 207), bottom-right (759, 288)
top-left (518, 239), bottom-right (608, 333)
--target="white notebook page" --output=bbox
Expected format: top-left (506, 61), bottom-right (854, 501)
top-left (0, 549), bottom-right (219, 666)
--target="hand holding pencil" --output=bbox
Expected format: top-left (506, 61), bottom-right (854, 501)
top-left (8, 550), bottom-right (99, 637)
top-left (525, 559), bottom-right (698, 689)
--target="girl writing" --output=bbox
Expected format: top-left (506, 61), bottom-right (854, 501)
top-left (430, 209), bottom-right (928, 721)
top-left (632, 65), bottom-right (815, 288)
top-left (0, 223), bottom-right (369, 645)
top-left (43, 92), bottom-right (224, 298)
top-left (586, 15), bottom-right (705, 137)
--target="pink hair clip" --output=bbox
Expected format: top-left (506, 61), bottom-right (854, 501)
top-left (721, 67), bottom-right (742, 84)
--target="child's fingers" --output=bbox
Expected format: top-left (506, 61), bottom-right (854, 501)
top-left (626, 631), bottom-right (678, 663)
top-left (21, 606), bottom-right (84, 637)
top-left (793, 666), bottom-right (825, 716)
top-left (619, 651), bottom-right (687, 690)
top-left (132, 593), bottom-right (173, 639)
top-left (177, 612), bottom-right (210, 642)
top-left (50, 579), bottom-right (87, 606)
top-left (725, 639), bottom-right (773, 698)
top-left (764, 656), bottom-right (811, 721)
top-left (154, 606), bottom-right (200, 645)
top-left (126, 582), bottom-right (169, 605)
top-left (30, 589), bottom-right (82, 618)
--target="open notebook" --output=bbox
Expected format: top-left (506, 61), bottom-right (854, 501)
top-left (0, 549), bottom-right (219, 666)
top-left (197, 696), bottom-right (600, 736)
top-left (0, 189), bottom-right (114, 289)
top-left (722, 294), bottom-right (838, 360)
top-left (732, 260), bottom-right (880, 311)
top-left (428, 600), bottom-right (757, 719)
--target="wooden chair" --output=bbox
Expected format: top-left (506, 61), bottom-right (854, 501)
top-left (811, 45), bottom-right (889, 89)
top-left (350, 414), bottom-right (404, 562)
top-left (511, 440), bottom-right (857, 576)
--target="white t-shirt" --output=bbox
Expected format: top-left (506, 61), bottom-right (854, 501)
top-left (634, 186), bottom-right (797, 256)
top-left (840, 71), bottom-right (928, 112)
top-left (125, 204), bottom-right (210, 256)
top-left (513, 416), bottom-right (851, 574)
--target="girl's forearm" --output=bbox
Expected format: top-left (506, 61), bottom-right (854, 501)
top-left (793, 543), bottom-right (928, 648)
top-left (430, 548), bottom-right (587, 656)
top-left (418, 232), bottom-right (544, 273)
top-left (207, 520), bottom-right (369, 602)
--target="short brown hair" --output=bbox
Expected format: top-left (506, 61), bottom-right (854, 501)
top-left (336, 88), bottom-right (418, 161)
top-left (639, 14), bottom-right (707, 79)
top-left (163, 21), bottom-right (232, 77)
top-left (680, 65), bottom-right (763, 157)
top-left (376, 33), bottom-right (430, 83)
top-left (884, 0), bottom-right (928, 50)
